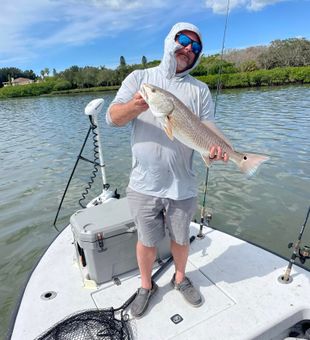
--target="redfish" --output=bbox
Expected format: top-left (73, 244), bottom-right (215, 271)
top-left (140, 83), bottom-right (269, 177)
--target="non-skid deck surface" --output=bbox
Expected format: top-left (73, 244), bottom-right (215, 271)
top-left (92, 261), bottom-right (235, 340)
top-left (10, 224), bottom-right (310, 340)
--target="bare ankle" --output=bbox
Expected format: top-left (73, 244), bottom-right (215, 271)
top-left (175, 272), bottom-right (185, 284)
top-left (141, 280), bottom-right (152, 290)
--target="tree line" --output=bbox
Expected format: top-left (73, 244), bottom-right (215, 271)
top-left (0, 38), bottom-right (309, 92)
top-left (0, 56), bottom-right (157, 89)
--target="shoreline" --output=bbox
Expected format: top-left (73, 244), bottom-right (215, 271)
top-left (0, 82), bottom-right (309, 100)
top-left (0, 66), bottom-right (309, 99)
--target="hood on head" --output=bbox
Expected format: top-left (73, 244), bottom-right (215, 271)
top-left (159, 22), bottom-right (203, 79)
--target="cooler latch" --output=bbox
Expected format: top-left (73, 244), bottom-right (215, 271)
top-left (97, 232), bottom-right (106, 252)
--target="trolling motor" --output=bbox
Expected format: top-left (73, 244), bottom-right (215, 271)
top-left (83, 98), bottom-right (118, 207)
top-left (278, 206), bottom-right (310, 284)
top-left (53, 98), bottom-right (118, 232)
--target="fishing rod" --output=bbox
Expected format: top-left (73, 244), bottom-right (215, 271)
top-left (197, 0), bottom-right (230, 238)
top-left (279, 206), bottom-right (310, 284)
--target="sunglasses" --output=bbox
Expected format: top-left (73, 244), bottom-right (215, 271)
top-left (176, 33), bottom-right (202, 55)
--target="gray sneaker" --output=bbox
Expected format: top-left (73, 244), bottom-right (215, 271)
top-left (171, 274), bottom-right (202, 307)
top-left (130, 281), bottom-right (158, 318)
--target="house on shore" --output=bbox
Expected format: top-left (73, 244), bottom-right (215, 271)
top-left (3, 77), bottom-right (34, 87)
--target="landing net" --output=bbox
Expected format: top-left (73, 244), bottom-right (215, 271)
top-left (36, 308), bottom-right (132, 340)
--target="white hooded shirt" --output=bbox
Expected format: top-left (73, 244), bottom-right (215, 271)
top-left (107, 22), bottom-right (214, 200)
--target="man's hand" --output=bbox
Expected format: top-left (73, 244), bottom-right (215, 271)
top-left (109, 92), bottom-right (149, 126)
top-left (209, 145), bottom-right (229, 163)
top-left (130, 92), bottom-right (149, 115)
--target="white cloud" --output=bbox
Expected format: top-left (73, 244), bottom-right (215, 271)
top-left (204, 0), bottom-right (286, 14)
top-left (247, 0), bottom-right (286, 10)
top-left (0, 0), bottom-right (289, 68)
top-left (0, 0), bottom-right (168, 66)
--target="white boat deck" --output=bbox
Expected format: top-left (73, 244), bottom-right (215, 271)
top-left (9, 223), bottom-right (310, 340)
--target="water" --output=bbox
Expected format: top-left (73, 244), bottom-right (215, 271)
top-left (0, 85), bottom-right (309, 335)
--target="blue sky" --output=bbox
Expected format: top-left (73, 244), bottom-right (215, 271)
top-left (0, 0), bottom-right (309, 75)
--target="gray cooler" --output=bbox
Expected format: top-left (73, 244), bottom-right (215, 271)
top-left (70, 197), bottom-right (171, 284)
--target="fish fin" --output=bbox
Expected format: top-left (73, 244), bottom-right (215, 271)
top-left (203, 121), bottom-right (233, 149)
top-left (153, 111), bottom-right (168, 118)
top-left (201, 154), bottom-right (212, 168)
top-left (164, 116), bottom-right (174, 140)
top-left (236, 152), bottom-right (269, 177)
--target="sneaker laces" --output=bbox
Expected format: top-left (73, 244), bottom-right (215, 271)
top-left (178, 277), bottom-right (194, 292)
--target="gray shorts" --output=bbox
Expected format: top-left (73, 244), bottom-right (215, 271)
top-left (126, 187), bottom-right (197, 247)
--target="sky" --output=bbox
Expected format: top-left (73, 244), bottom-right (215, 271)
top-left (0, 0), bottom-right (309, 75)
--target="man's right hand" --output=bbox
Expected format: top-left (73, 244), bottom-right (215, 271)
top-left (130, 92), bottom-right (149, 115)
top-left (109, 92), bottom-right (149, 126)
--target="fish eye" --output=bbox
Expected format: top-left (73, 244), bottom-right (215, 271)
top-left (243, 156), bottom-right (247, 160)
top-left (151, 88), bottom-right (156, 93)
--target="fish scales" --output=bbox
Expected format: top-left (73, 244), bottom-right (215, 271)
top-left (140, 83), bottom-right (269, 177)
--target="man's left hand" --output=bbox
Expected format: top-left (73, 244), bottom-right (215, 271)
top-left (209, 145), bottom-right (229, 163)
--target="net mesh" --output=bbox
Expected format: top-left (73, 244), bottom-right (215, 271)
top-left (36, 308), bottom-right (132, 340)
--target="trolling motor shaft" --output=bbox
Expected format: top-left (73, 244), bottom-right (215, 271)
top-left (53, 98), bottom-right (116, 231)
top-left (84, 98), bottom-right (107, 187)
top-left (279, 206), bottom-right (310, 284)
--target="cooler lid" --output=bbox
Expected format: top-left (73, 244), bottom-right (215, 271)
top-left (70, 198), bottom-right (135, 243)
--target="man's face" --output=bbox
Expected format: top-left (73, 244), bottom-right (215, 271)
top-left (175, 30), bottom-right (201, 73)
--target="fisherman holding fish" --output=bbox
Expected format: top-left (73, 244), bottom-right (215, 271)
top-left (107, 22), bottom-right (230, 318)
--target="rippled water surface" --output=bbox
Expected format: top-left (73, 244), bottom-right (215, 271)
top-left (1, 85), bottom-right (309, 334)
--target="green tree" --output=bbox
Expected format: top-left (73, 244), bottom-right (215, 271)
top-left (0, 67), bottom-right (24, 86)
top-left (259, 38), bottom-right (310, 69)
top-left (240, 60), bottom-right (258, 72)
top-left (80, 66), bottom-right (97, 88)
top-left (97, 67), bottom-right (118, 86)
top-left (44, 67), bottom-right (50, 77)
top-left (118, 56), bottom-right (129, 82)
top-left (120, 56), bottom-right (126, 67)
top-left (23, 69), bottom-right (36, 80)
top-left (141, 56), bottom-right (147, 68)
top-left (60, 65), bottom-right (80, 87)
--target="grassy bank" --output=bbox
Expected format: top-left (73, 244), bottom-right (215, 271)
top-left (197, 66), bottom-right (310, 88)
top-left (46, 85), bottom-right (120, 96)
top-left (0, 66), bottom-right (309, 99)
top-left (0, 81), bottom-right (119, 99)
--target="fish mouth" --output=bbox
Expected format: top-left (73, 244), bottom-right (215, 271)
top-left (139, 83), bottom-right (149, 102)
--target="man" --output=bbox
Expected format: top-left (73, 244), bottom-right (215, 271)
top-left (106, 22), bottom-right (228, 317)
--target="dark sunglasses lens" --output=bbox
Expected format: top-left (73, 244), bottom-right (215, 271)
top-left (192, 42), bottom-right (202, 54)
top-left (178, 34), bottom-right (201, 54)
top-left (178, 34), bottom-right (191, 47)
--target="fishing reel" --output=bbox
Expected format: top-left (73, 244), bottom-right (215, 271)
top-left (204, 212), bottom-right (213, 227)
top-left (288, 243), bottom-right (310, 264)
top-left (196, 212), bottom-right (212, 239)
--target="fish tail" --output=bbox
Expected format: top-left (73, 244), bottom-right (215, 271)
top-left (236, 152), bottom-right (269, 177)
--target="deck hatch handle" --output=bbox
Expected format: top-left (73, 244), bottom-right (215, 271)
top-left (170, 314), bottom-right (183, 324)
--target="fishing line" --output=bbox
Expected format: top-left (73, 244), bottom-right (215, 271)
top-left (214, 0), bottom-right (230, 117)
top-left (198, 0), bottom-right (230, 238)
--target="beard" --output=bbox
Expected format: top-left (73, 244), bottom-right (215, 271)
top-left (175, 53), bottom-right (193, 73)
